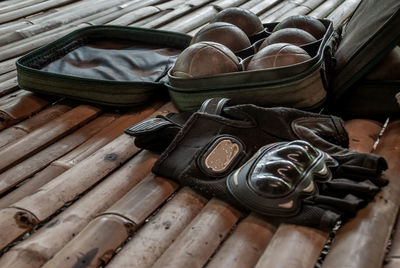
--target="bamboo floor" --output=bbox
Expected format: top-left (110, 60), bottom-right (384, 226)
top-left (0, 0), bottom-right (399, 267)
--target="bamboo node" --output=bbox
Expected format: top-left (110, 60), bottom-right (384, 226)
top-left (14, 211), bottom-right (38, 228)
top-left (104, 153), bottom-right (118, 162)
top-left (124, 221), bottom-right (136, 234)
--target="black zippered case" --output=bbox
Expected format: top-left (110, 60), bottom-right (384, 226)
top-left (16, 0), bottom-right (400, 118)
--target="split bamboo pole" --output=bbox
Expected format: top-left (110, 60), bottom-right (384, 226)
top-left (344, 119), bottom-right (383, 153)
top-left (326, 0), bottom-right (362, 28)
top-left (248, 0), bottom-right (282, 16)
top-left (262, 0), bottom-right (306, 22)
top-left (13, 0), bottom-right (136, 39)
top-left (0, 70), bottom-right (16, 83)
top-left (0, 102), bottom-right (175, 250)
top-left (141, 0), bottom-right (213, 29)
top-left (0, 103), bottom-right (72, 150)
top-left (308, 0), bottom-right (345, 19)
top-left (152, 198), bottom-right (242, 268)
top-left (0, 91), bottom-right (50, 131)
top-left (253, 118), bottom-right (384, 268)
top-left (322, 120), bottom-right (400, 268)
top-left (0, 113), bottom-right (117, 196)
top-left (0, 151), bottom-right (159, 268)
top-left (0, 102), bottom-right (163, 209)
top-left (214, 0), bottom-right (247, 10)
top-left (159, 5), bottom-right (219, 33)
top-left (0, 0), bottom-right (77, 24)
top-left (0, 57), bottom-right (18, 76)
top-left (41, 175), bottom-right (179, 268)
top-left (108, 187), bottom-right (207, 268)
top-left (108, 6), bottom-right (161, 25)
top-left (206, 214), bottom-right (276, 268)
top-left (134, 11), bottom-right (173, 27)
top-left (0, 105), bottom-right (101, 173)
top-left (276, 0), bottom-right (325, 20)
top-left (89, 0), bottom-right (165, 25)
top-left (384, 213), bottom-right (400, 268)
top-left (0, 0), bottom-right (47, 14)
top-left (255, 224), bottom-right (328, 268)
top-left (0, 76), bottom-right (18, 97)
top-left (240, 0), bottom-right (266, 10)
top-left (258, 1), bottom-right (287, 22)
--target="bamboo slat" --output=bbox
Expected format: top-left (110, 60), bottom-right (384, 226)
top-left (308, 0), bottom-right (344, 18)
top-left (0, 165), bottom-right (67, 210)
top-left (254, 224), bottom-right (328, 268)
top-left (0, 0), bottom-right (77, 24)
top-left (0, 132), bottom-right (136, 250)
top-left (152, 198), bottom-right (242, 268)
top-left (258, 1), bottom-right (286, 22)
top-left (0, 106), bottom-right (159, 209)
top-left (41, 176), bottom-right (178, 268)
top-left (240, 0), bottom-right (266, 10)
top-left (0, 91), bottom-right (50, 130)
top-left (159, 5), bottom-right (219, 33)
top-left (43, 214), bottom-right (133, 268)
top-left (214, 0), bottom-right (248, 10)
top-left (0, 151), bottom-right (158, 268)
top-left (248, 0), bottom-right (282, 16)
top-left (0, 103), bottom-right (72, 150)
top-left (326, 0), bottom-right (361, 27)
top-left (105, 176), bottom-right (178, 225)
top-left (89, 0), bottom-right (165, 25)
top-left (0, 24), bottom-right (79, 61)
top-left (385, 213), bottom-right (400, 265)
top-left (262, 0), bottom-right (305, 22)
top-left (108, 187), bottom-right (207, 268)
top-left (0, 0), bottom-right (47, 14)
top-left (277, 0), bottom-right (325, 20)
top-left (142, 0), bottom-right (213, 29)
top-left (206, 214), bottom-right (276, 268)
top-left (322, 121), bottom-right (400, 268)
top-left (0, 103), bottom-right (175, 250)
top-left (0, 208), bottom-right (39, 250)
top-left (108, 6), bottom-right (161, 25)
top-left (344, 119), bottom-right (383, 153)
top-left (0, 77), bottom-right (19, 98)
top-left (0, 114), bottom-right (117, 196)
top-left (0, 70), bottom-right (16, 83)
top-left (0, 105), bottom-right (100, 173)
top-left (0, 57), bottom-right (18, 76)
top-left (10, 102), bottom-right (168, 220)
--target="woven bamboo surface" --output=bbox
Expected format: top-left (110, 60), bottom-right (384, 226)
top-left (0, 1), bottom-right (399, 267)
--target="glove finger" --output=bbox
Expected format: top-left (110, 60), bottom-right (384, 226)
top-left (334, 154), bottom-right (388, 178)
top-left (307, 194), bottom-right (364, 216)
top-left (265, 204), bottom-right (341, 230)
top-left (324, 178), bottom-right (381, 199)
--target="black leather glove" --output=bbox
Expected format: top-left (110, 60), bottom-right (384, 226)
top-left (127, 98), bottom-right (387, 229)
top-left (225, 140), bottom-right (387, 229)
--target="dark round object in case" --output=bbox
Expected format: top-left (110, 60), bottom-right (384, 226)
top-left (172, 41), bottom-right (240, 78)
top-left (211, 7), bottom-right (264, 37)
top-left (246, 43), bottom-right (311, 71)
top-left (190, 22), bottom-right (251, 54)
top-left (259, 28), bottom-right (317, 49)
top-left (274, 15), bottom-right (326, 40)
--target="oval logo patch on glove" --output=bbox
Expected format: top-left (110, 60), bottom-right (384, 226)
top-left (200, 136), bottom-right (244, 176)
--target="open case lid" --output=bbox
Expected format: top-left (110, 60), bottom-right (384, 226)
top-left (330, 0), bottom-right (400, 102)
top-left (16, 25), bottom-right (191, 107)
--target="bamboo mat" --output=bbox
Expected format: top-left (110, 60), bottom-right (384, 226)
top-left (0, 1), bottom-right (399, 267)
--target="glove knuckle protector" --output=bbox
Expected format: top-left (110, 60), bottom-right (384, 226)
top-left (226, 140), bottom-right (337, 217)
